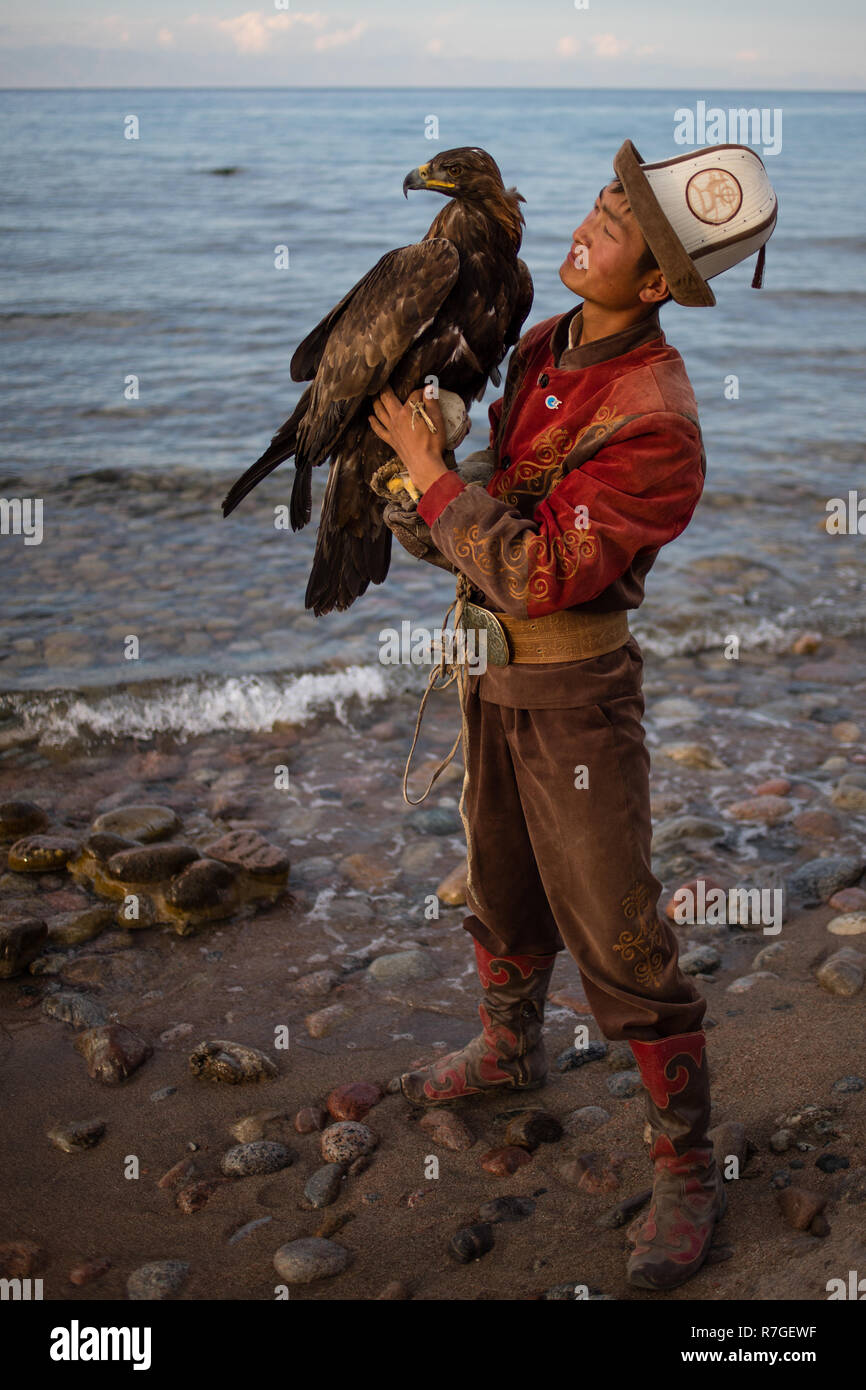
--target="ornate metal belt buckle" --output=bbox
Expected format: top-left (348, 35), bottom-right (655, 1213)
top-left (461, 601), bottom-right (511, 667)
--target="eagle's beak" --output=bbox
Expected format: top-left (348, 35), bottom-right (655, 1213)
top-left (402, 163), bottom-right (457, 198)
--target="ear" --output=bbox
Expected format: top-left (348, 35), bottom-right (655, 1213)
top-left (638, 269), bottom-right (669, 306)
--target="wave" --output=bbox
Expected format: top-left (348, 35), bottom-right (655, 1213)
top-left (0, 665), bottom-right (397, 751)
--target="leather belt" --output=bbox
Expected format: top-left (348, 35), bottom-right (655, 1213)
top-left (460, 602), bottom-right (630, 666)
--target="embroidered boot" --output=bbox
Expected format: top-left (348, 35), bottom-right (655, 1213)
top-left (625, 1031), bottom-right (727, 1291)
top-left (393, 940), bottom-right (556, 1105)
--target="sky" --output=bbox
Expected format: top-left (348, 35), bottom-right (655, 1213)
top-left (0, 0), bottom-right (861, 89)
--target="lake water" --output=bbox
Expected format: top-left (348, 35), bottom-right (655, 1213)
top-left (1, 87), bottom-right (864, 745)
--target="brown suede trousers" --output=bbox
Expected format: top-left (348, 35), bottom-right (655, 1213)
top-left (458, 634), bottom-right (706, 1042)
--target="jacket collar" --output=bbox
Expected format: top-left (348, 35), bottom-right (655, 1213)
top-left (552, 302), bottom-right (663, 370)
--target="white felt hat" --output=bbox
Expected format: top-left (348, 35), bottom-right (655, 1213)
top-left (614, 140), bottom-right (779, 307)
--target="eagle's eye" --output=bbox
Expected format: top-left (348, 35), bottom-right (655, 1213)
top-left (447, 164), bottom-right (463, 177)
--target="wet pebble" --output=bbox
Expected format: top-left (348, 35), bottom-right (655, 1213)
top-left (477, 1195), bottom-right (536, 1223)
top-left (0, 916), bottom-right (47, 977)
top-left (229, 1109), bottom-right (286, 1143)
top-left (367, 950), bottom-right (439, 984)
top-left (42, 991), bottom-right (108, 1030)
top-left (776, 1186), bottom-right (828, 1233)
top-left (68, 1256), bottom-right (112, 1287)
top-left (607, 1069), bottom-right (642, 1098)
top-left (305, 1003), bottom-right (349, 1038)
top-left (48, 1118), bottom-right (107, 1153)
top-left (436, 859), bottom-right (468, 906)
top-left (304, 1165), bottom-right (346, 1208)
top-left (227, 1216), bottom-right (273, 1245)
top-left (826, 912), bottom-right (866, 937)
top-left (47, 905), bottom-right (115, 947)
top-left (725, 795), bottom-right (791, 824)
top-left (449, 1223), bottom-right (494, 1263)
top-left (326, 1081), bottom-right (383, 1121)
top-left (157, 1157), bottom-right (197, 1191)
top-left (291, 969), bottom-right (337, 998)
top-left (8, 834), bottom-right (81, 872)
top-left (294, 1106), bottom-right (329, 1134)
top-left (273, 1237), bottom-right (351, 1285)
top-left (0, 799), bottom-right (50, 841)
top-left (504, 1110), bottom-right (563, 1150)
top-left (0, 1240), bottom-right (46, 1278)
top-left (679, 944), bottom-right (721, 975)
top-left (410, 805), bottom-right (462, 836)
top-left (561, 1151), bottom-right (624, 1194)
top-left (150, 1086), bottom-right (177, 1103)
top-left (828, 887), bottom-right (866, 912)
top-left (786, 855), bottom-right (864, 906)
top-left (816, 948), bottom-right (865, 996)
top-left (105, 843), bottom-right (200, 883)
top-left (220, 1141), bottom-right (293, 1177)
top-left (188, 1038), bottom-right (277, 1083)
top-left (74, 1024), bottom-right (152, 1083)
top-left (127, 1260), bottom-right (190, 1300)
top-left (555, 1039), bottom-right (608, 1072)
top-left (419, 1109), bottom-right (475, 1151)
top-left (92, 804), bottom-right (180, 842)
top-left (708, 1121), bottom-right (748, 1170)
top-left (815, 1153), bottom-right (849, 1174)
top-left (480, 1146), bottom-right (532, 1176)
top-left (320, 1121), bottom-right (378, 1165)
top-left (563, 1106), bottom-right (611, 1134)
top-left (176, 1179), bottom-right (226, 1214)
top-left (833, 1075), bottom-right (865, 1093)
top-left (726, 971), bottom-right (779, 994)
top-left (204, 827), bottom-right (290, 877)
top-left (652, 814), bottom-right (728, 853)
top-left (770, 1129), bottom-right (793, 1154)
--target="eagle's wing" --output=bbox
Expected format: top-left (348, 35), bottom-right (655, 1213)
top-left (221, 238), bottom-right (460, 523)
top-left (506, 258), bottom-right (535, 351)
top-left (295, 237), bottom-right (460, 471)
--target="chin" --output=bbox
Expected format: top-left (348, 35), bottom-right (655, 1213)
top-left (559, 261), bottom-right (586, 294)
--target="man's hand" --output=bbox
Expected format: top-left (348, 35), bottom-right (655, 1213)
top-left (369, 384), bottom-right (449, 495)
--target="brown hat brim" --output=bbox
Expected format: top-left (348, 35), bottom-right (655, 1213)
top-left (614, 139), bottom-right (716, 308)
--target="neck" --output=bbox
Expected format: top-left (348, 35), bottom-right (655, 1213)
top-left (578, 298), bottom-right (656, 345)
top-left (429, 189), bottom-right (525, 251)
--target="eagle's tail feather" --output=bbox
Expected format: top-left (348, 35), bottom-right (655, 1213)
top-left (221, 390), bottom-right (310, 518)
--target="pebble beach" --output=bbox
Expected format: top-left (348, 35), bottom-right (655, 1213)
top-left (2, 628), bottom-right (866, 1302)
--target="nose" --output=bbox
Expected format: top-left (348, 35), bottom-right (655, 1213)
top-left (573, 211), bottom-right (593, 243)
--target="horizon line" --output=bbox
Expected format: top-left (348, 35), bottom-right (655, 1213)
top-left (1, 84), bottom-right (863, 94)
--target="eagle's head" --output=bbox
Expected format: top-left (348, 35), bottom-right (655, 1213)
top-left (402, 146), bottom-right (505, 200)
top-left (403, 146), bottom-right (525, 243)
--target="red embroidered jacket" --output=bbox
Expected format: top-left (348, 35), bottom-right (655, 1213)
top-left (417, 303), bottom-right (706, 619)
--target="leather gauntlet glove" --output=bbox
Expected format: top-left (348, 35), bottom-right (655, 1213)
top-left (371, 448), bottom-right (496, 573)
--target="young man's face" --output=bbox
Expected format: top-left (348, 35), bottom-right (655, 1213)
top-left (559, 181), bottom-right (666, 311)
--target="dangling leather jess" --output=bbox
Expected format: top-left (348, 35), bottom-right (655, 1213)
top-left (751, 242), bottom-right (767, 288)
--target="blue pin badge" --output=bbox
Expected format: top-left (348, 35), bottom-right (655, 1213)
top-left (545, 394), bottom-right (561, 410)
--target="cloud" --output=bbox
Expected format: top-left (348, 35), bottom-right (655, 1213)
top-left (592, 33), bottom-right (628, 58)
top-left (556, 36), bottom-right (581, 57)
top-left (313, 20), bottom-right (367, 52)
top-left (426, 38), bottom-right (444, 55)
top-left (737, 49), bottom-right (759, 61)
top-left (636, 44), bottom-right (660, 56)
top-left (157, 29), bottom-right (174, 48)
top-left (212, 11), bottom-right (328, 56)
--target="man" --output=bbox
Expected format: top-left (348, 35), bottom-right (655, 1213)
top-left (369, 140), bottom-right (777, 1291)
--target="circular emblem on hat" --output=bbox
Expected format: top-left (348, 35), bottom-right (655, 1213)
top-left (685, 168), bottom-right (743, 225)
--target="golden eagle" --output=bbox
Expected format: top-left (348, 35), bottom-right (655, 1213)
top-left (221, 146), bottom-right (533, 615)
